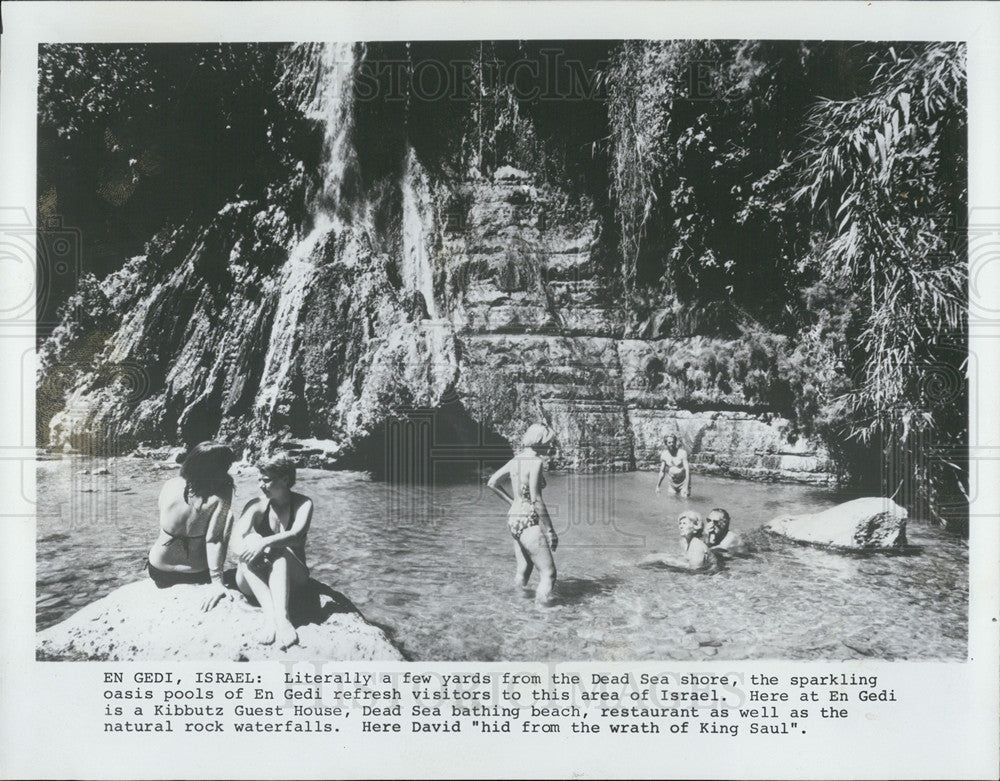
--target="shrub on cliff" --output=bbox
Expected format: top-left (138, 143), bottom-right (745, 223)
top-left (605, 40), bottom-right (817, 312)
top-left (793, 43), bottom-right (967, 529)
top-left (38, 44), bottom-right (315, 318)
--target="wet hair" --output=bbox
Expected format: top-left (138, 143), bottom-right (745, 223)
top-left (678, 510), bottom-right (704, 534)
top-left (257, 455), bottom-right (296, 487)
top-left (180, 442), bottom-right (236, 502)
top-left (521, 423), bottom-right (556, 452)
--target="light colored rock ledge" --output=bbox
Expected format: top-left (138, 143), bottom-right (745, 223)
top-left (37, 577), bottom-right (404, 662)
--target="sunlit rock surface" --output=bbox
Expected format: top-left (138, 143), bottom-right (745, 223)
top-left (36, 577), bottom-right (404, 661)
top-left (764, 497), bottom-right (908, 550)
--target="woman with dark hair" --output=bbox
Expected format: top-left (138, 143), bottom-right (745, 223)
top-left (147, 441), bottom-right (236, 611)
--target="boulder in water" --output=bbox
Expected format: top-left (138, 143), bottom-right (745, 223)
top-left (36, 576), bottom-right (404, 661)
top-left (764, 497), bottom-right (907, 550)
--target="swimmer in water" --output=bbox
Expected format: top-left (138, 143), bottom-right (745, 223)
top-left (678, 510), bottom-right (718, 572)
top-left (639, 510), bottom-right (718, 573)
top-left (704, 507), bottom-right (747, 554)
top-left (655, 434), bottom-right (690, 498)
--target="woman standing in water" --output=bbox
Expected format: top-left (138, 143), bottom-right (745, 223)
top-left (147, 442), bottom-right (236, 612)
top-left (234, 456), bottom-right (313, 650)
top-left (487, 424), bottom-right (559, 606)
top-left (656, 433), bottom-right (691, 498)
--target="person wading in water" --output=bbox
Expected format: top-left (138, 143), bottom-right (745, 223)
top-left (656, 434), bottom-right (691, 498)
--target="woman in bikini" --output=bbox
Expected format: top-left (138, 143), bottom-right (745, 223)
top-left (147, 441), bottom-right (236, 612)
top-left (234, 456), bottom-right (313, 650)
top-left (487, 423), bottom-right (559, 606)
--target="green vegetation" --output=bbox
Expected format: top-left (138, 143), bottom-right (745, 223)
top-left (793, 44), bottom-right (967, 527)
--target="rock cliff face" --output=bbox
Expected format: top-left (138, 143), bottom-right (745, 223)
top-left (38, 45), bottom-right (834, 483)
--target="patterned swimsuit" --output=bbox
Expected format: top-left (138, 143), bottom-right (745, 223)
top-left (507, 474), bottom-right (545, 540)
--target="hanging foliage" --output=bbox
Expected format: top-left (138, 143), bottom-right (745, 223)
top-left (793, 43), bottom-right (967, 526)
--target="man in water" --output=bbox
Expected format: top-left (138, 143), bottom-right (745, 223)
top-left (704, 508), bottom-right (747, 554)
top-left (655, 434), bottom-right (691, 498)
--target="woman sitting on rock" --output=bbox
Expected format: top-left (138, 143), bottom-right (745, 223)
top-left (234, 456), bottom-right (313, 650)
top-left (147, 441), bottom-right (236, 611)
top-left (487, 423), bottom-right (559, 607)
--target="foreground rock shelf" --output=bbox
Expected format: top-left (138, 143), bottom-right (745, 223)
top-left (765, 497), bottom-right (908, 550)
top-left (36, 577), bottom-right (404, 661)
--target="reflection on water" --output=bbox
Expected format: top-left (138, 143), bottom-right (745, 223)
top-left (36, 457), bottom-right (968, 660)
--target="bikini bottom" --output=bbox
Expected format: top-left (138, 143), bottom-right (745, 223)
top-left (146, 561), bottom-right (212, 589)
top-left (507, 510), bottom-right (540, 540)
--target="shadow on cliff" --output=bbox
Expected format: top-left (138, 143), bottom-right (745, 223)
top-left (340, 393), bottom-right (513, 483)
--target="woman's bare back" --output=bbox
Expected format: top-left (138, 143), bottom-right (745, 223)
top-left (150, 477), bottom-right (230, 571)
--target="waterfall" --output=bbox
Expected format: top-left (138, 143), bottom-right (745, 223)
top-left (301, 42), bottom-right (359, 207)
top-left (255, 43), bottom-right (358, 432)
top-left (401, 147), bottom-right (438, 320)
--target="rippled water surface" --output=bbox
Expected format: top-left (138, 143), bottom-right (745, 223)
top-left (36, 457), bottom-right (968, 660)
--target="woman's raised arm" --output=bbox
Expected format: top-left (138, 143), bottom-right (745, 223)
top-left (487, 459), bottom-right (515, 507)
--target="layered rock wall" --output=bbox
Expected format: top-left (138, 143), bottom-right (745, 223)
top-left (438, 171), bottom-right (833, 481)
top-left (39, 39), bottom-right (834, 484)
top-left (41, 163), bottom-right (834, 483)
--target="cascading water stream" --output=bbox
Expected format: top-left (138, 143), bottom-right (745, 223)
top-left (401, 148), bottom-right (438, 320)
top-left (254, 43), bottom-right (358, 433)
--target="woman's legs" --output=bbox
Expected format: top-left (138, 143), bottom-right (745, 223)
top-left (236, 550), bottom-right (308, 649)
top-left (519, 527), bottom-right (556, 606)
top-left (512, 539), bottom-right (534, 591)
top-left (269, 551), bottom-right (308, 649)
top-left (236, 562), bottom-right (277, 645)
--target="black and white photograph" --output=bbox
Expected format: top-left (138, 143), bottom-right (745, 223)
top-left (32, 37), bottom-right (970, 662)
top-left (2, 2), bottom-right (999, 779)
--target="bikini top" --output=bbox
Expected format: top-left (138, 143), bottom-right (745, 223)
top-left (160, 490), bottom-right (226, 550)
top-left (255, 498), bottom-right (308, 558)
top-left (163, 528), bottom-right (206, 541)
top-left (257, 499), bottom-right (287, 534)
top-left (160, 527), bottom-right (207, 556)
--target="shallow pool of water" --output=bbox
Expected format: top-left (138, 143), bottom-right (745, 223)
top-left (36, 457), bottom-right (967, 660)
